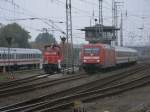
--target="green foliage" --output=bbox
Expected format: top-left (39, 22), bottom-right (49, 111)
top-left (35, 32), bottom-right (56, 44)
top-left (0, 23), bottom-right (31, 48)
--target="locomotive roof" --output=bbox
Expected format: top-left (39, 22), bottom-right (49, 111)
top-left (0, 47), bottom-right (42, 54)
top-left (82, 44), bottom-right (137, 53)
top-left (115, 46), bottom-right (137, 53)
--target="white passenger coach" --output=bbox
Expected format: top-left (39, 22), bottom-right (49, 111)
top-left (0, 47), bottom-right (42, 72)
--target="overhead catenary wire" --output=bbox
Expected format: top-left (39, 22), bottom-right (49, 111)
top-left (0, 0), bottom-right (67, 36)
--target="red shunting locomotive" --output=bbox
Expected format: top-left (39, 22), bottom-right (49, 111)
top-left (43, 44), bottom-right (63, 74)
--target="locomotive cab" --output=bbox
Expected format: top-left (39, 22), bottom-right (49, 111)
top-left (81, 45), bottom-right (101, 64)
top-left (43, 44), bottom-right (63, 74)
top-left (80, 43), bottom-right (116, 73)
top-left (80, 44), bottom-right (103, 72)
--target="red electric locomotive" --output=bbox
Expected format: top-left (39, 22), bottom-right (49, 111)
top-left (43, 44), bottom-right (63, 74)
top-left (80, 43), bottom-right (137, 73)
top-left (80, 43), bottom-right (115, 72)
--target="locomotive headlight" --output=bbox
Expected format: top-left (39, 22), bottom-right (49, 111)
top-left (83, 60), bottom-right (87, 62)
top-left (97, 60), bottom-right (100, 62)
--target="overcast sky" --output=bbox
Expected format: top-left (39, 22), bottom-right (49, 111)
top-left (0, 0), bottom-right (150, 46)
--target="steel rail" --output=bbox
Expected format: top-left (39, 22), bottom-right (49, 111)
top-left (0, 64), bottom-right (146, 112)
top-left (0, 74), bottom-right (87, 97)
top-left (38, 71), bottom-right (150, 112)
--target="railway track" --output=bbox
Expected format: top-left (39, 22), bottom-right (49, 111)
top-left (26, 67), bottom-right (150, 112)
top-left (37, 70), bottom-right (150, 112)
top-left (0, 64), bottom-right (148, 112)
top-left (0, 67), bottom-right (80, 90)
top-left (0, 73), bottom-right (88, 97)
top-left (0, 73), bottom-right (49, 90)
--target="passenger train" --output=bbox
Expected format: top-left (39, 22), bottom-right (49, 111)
top-left (0, 47), bottom-right (42, 72)
top-left (80, 43), bottom-right (138, 73)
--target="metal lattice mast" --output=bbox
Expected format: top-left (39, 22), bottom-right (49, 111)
top-left (66, 0), bottom-right (74, 73)
top-left (99, 0), bottom-right (103, 38)
top-left (114, 2), bottom-right (118, 45)
top-left (120, 12), bottom-right (123, 46)
top-left (113, 1), bottom-right (123, 46)
top-left (112, 0), bottom-right (115, 26)
top-left (112, 0), bottom-right (116, 43)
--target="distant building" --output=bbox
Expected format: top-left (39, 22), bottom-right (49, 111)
top-left (81, 24), bottom-right (119, 44)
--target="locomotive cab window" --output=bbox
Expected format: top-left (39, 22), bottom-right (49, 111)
top-left (92, 48), bottom-right (100, 55)
top-left (84, 48), bottom-right (100, 55)
top-left (84, 48), bottom-right (91, 54)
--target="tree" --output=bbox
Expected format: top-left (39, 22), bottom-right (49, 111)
top-left (35, 32), bottom-right (56, 44)
top-left (32, 32), bottom-right (56, 51)
top-left (0, 23), bottom-right (31, 48)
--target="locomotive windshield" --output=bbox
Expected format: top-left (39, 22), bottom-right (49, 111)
top-left (84, 48), bottom-right (100, 55)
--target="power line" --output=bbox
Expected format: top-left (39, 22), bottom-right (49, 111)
top-left (79, 0), bottom-right (112, 10)
top-left (0, 0), bottom-right (67, 35)
top-left (55, 0), bottom-right (97, 17)
top-left (2, 0), bottom-right (19, 8)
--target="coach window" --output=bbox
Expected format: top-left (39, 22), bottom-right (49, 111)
top-left (24, 54), bottom-right (26, 59)
top-left (39, 54), bottom-right (41, 58)
top-left (4, 54), bottom-right (6, 59)
top-left (22, 54), bottom-right (24, 59)
top-left (0, 54), bottom-right (1, 59)
top-left (11, 54), bottom-right (13, 59)
top-left (9, 54), bottom-right (11, 59)
top-left (17, 54), bottom-right (19, 59)
top-left (23, 54), bottom-right (24, 59)
top-left (19, 54), bottom-right (21, 59)
top-left (18, 54), bottom-right (20, 59)
top-left (16, 54), bottom-right (18, 59)
top-left (35, 54), bottom-right (37, 58)
top-left (27, 54), bottom-right (28, 59)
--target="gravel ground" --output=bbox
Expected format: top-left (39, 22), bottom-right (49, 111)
top-left (0, 64), bottom-right (146, 111)
top-left (60, 84), bottom-right (150, 112)
top-left (0, 69), bottom-right (43, 82)
top-left (82, 84), bottom-right (150, 112)
top-left (0, 66), bottom-right (136, 107)
top-left (0, 75), bottom-right (98, 107)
